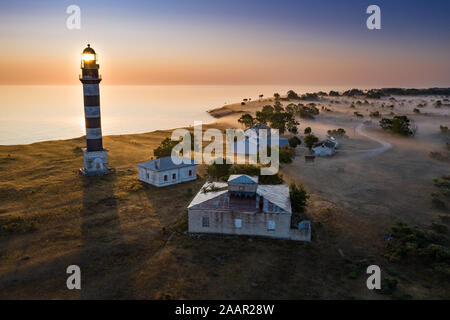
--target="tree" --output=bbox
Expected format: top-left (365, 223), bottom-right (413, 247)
top-left (287, 90), bottom-right (300, 99)
top-left (290, 182), bottom-right (309, 213)
top-left (285, 112), bottom-right (299, 134)
top-left (238, 113), bottom-right (255, 128)
top-left (273, 101), bottom-right (284, 113)
top-left (304, 134), bottom-right (319, 150)
top-left (380, 116), bottom-right (415, 136)
top-left (304, 127), bottom-right (311, 134)
top-left (279, 146), bottom-right (295, 163)
top-left (259, 94), bottom-right (264, 100)
top-left (274, 93), bottom-right (280, 100)
top-left (207, 160), bottom-right (231, 179)
top-left (256, 105), bottom-right (274, 124)
top-left (269, 112), bottom-right (287, 134)
top-left (288, 136), bottom-right (301, 148)
top-left (153, 137), bottom-right (179, 158)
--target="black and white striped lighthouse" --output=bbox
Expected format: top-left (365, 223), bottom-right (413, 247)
top-left (79, 44), bottom-right (109, 175)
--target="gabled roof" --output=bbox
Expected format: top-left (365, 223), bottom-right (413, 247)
top-left (137, 156), bottom-right (196, 172)
top-left (228, 174), bottom-right (258, 184)
top-left (256, 184), bottom-right (292, 213)
top-left (188, 182), bottom-right (229, 209)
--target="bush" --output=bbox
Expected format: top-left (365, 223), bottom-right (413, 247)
top-left (279, 146), bottom-right (295, 164)
top-left (287, 90), bottom-right (300, 99)
top-left (327, 128), bottom-right (346, 137)
top-left (379, 116), bottom-right (415, 136)
top-left (304, 134), bottom-right (319, 150)
top-left (289, 182), bottom-right (309, 213)
top-left (304, 127), bottom-right (311, 134)
top-left (370, 111), bottom-right (380, 118)
top-left (207, 160), bottom-right (232, 179)
top-left (153, 137), bottom-right (179, 158)
top-left (288, 136), bottom-right (301, 148)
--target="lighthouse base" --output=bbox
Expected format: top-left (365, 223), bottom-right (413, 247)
top-left (80, 148), bottom-right (111, 176)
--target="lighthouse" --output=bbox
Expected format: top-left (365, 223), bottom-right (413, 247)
top-left (79, 44), bottom-right (109, 175)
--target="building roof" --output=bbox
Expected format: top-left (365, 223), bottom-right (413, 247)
top-left (137, 156), bottom-right (197, 172)
top-left (83, 44), bottom-right (96, 54)
top-left (256, 184), bottom-right (292, 213)
top-left (188, 182), bottom-right (229, 209)
top-left (228, 174), bottom-right (258, 184)
top-left (188, 182), bottom-right (292, 214)
top-left (313, 139), bottom-right (337, 149)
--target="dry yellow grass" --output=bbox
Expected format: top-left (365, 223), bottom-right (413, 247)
top-left (0, 96), bottom-right (449, 299)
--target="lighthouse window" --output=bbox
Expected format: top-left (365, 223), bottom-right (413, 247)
top-left (172, 173), bottom-right (176, 180)
top-left (164, 175), bottom-right (168, 182)
top-left (188, 170), bottom-right (192, 176)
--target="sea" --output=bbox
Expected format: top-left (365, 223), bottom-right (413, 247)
top-left (0, 85), bottom-right (352, 145)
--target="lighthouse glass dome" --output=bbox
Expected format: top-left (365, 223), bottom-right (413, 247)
top-left (81, 44), bottom-right (97, 65)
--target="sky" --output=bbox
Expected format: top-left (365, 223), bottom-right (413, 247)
top-left (1, 0), bottom-right (449, 87)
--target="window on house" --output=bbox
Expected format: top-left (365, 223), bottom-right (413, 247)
top-left (172, 173), bottom-right (176, 180)
top-left (202, 216), bottom-right (210, 227)
top-left (267, 220), bottom-right (275, 231)
top-left (164, 175), bottom-right (168, 182)
top-left (268, 202), bottom-right (273, 211)
top-left (239, 186), bottom-right (244, 191)
top-left (234, 218), bottom-right (242, 229)
top-left (146, 172), bottom-right (149, 179)
top-left (188, 170), bottom-right (192, 176)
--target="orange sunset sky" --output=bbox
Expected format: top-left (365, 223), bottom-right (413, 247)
top-left (1, 0), bottom-right (449, 87)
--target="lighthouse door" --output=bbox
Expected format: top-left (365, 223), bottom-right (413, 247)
top-left (93, 158), bottom-right (104, 171)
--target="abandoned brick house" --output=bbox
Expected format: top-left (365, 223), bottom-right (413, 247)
top-left (188, 174), bottom-right (311, 241)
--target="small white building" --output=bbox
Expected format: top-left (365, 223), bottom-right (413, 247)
top-left (137, 156), bottom-right (197, 187)
top-left (232, 123), bottom-right (289, 155)
top-left (312, 139), bottom-right (338, 157)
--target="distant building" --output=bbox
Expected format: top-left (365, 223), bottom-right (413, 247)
top-left (233, 123), bottom-right (289, 155)
top-left (312, 138), bottom-right (338, 157)
top-left (137, 156), bottom-right (197, 187)
top-left (188, 174), bottom-right (311, 241)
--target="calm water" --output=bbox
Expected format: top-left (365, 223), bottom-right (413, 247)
top-left (0, 85), bottom-right (350, 145)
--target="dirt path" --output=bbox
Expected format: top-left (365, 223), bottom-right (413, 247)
top-left (338, 123), bottom-right (392, 160)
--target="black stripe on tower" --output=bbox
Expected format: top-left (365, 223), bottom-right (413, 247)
top-left (85, 117), bottom-right (101, 128)
top-left (87, 138), bottom-right (103, 151)
top-left (84, 95), bottom-right (100, 106)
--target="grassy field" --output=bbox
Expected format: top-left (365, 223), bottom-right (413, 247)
top-left (1, 96), bottom-right (449, 299)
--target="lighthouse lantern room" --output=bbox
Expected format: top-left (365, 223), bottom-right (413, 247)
top-left (79, 44), bottom-right (110, 175)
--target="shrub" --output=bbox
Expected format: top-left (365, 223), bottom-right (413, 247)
top-left (287, 90), bottom-right (300, 99)
top-left (370, 111), bottom-right (380, 118)
top-left (153, 137), bottom-right (179, 158)
top-left (279, 146), bottom-right (295, 164)
top-left (304, 134), bottom-right (319, 150)
top-left (327, 128), bottom-right (346, 137)
top-left (289, 182), bottom-right (309, 213)
top-left (379, 116), bottom-right (415, 136)
top-left (288, 136), bottom-right (301, 148)
top-left (413, 108), bottom-right (420, 114)
top-left (304, 127), bottom-right (312, 134)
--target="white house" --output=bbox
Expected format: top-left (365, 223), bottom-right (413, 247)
top-left (137, 156), bottom-right (197, 187)
top-left (232, 123), bottom-right (289, 155)
top-left (312, 138), bottom-right (338, 157)
top-left (187, 174), bottom-right (311, 241)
